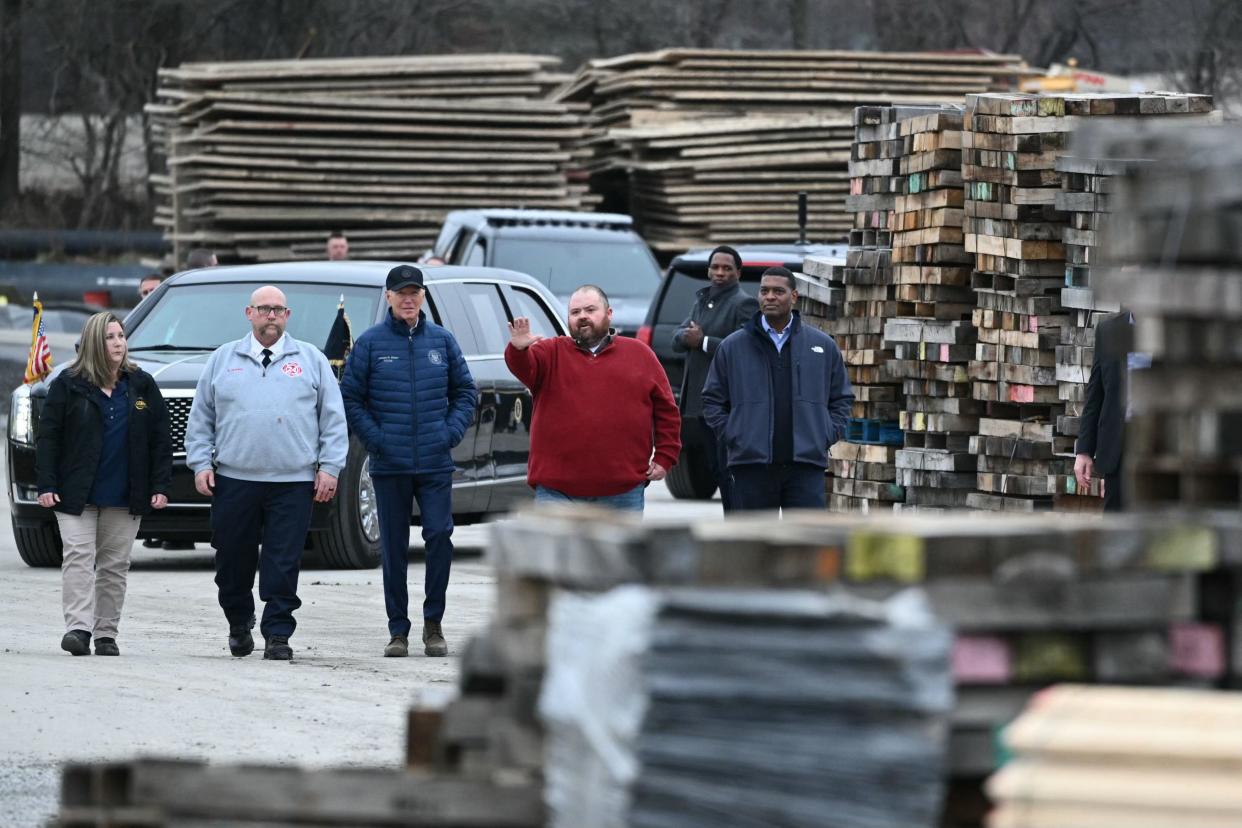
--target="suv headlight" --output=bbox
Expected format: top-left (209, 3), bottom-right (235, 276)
top-left (9, 385), bottom-right (34, 447)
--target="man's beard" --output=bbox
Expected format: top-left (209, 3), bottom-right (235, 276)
top-left (572, 320), bottom-right (608, 348)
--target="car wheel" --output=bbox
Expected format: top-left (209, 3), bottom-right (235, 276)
top-left (308, 438), bottom-right (381, 569)
top-left (665, 448), bottom-right (718, 500)
top-left (14, 522), bottom-right (63, 567)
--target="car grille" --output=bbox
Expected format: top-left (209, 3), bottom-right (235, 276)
top-left (166, 396), bottom-right (193, 454)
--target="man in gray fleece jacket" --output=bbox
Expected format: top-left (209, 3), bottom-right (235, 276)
top-left (185, 285), bottom-right (348, 661)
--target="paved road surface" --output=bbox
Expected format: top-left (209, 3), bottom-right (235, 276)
top-left (0, 465), bottom-right (720, 826)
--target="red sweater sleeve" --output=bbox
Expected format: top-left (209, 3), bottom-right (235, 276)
top-left (646, 347), bottom-right (682, 470)
top-left (504, 341), bottom-right (550, 391)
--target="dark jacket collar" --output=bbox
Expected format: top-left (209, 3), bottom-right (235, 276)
top-left (386, 308), bottom-right (426, 335)
top-left (746, 309), bottom-right (802, 339)
top-left (698, 281), bottom-right (742, 301)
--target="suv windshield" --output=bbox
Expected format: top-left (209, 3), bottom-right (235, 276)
top-left (491, 237), bottom-right (659, 297)
top-left (127, 282), bottom-right (381, 350)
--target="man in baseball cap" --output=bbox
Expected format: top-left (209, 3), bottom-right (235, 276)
top-left (340, 264), bottom-right (476, 659)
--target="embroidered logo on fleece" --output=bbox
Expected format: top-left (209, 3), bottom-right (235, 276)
top-left (282, 362), bottom-right (303, 377)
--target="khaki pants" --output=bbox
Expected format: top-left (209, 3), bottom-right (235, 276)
top-left (55, 507), bottom-right (141, 639)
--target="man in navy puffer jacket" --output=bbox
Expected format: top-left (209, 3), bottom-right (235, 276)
top-left (341, 265), bottom-right (476, 658)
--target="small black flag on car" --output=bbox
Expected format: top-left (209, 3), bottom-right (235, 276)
top-left (324, 294), bottom-right (352, 381)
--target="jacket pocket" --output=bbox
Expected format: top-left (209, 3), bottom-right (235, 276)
top-left (724, 401), bottom-right (769, 464)
top-left (793, 400), bottom-right (832, 462)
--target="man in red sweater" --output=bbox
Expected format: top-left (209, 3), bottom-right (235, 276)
top-left (505, 285), bottom-right (681, 512)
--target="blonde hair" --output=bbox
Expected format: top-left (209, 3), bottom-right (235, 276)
top-left (69, 312), bottom-right (135, 388)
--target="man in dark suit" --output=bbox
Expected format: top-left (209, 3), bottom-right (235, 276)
top-left (1075, 311), bottom-right (1133, 512)
top-left (672, 245), bottom-right (759, 511)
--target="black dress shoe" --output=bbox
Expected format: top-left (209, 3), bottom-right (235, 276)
top-left (228, 623), bottom-right (254, 657)
top-left (94, 637), bottom-right (120, 656)
top-left (263, 636), bottom-right (293, 661)
top-left (61, 630), bottom-right (91, 656)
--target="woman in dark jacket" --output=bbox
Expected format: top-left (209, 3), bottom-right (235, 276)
top-left (36, 312), bottom-right (172, 656)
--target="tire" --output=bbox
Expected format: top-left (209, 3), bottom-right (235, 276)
top-left (307, 438), bottom-right (381, 569)
top-left (14, 522), bottom-right (63, 567)
top-left (665, 448), bottom-right (718, 500)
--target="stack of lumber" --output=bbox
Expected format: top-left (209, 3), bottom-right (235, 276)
top-left (1053, 153), bottom-right (1160, 511)
top-left (557, 49), bottom-right (1027, 253)
top-left (612, 115), bottom-right (857, 251)
top-left (1091, 124), bottom-right (1242, 509)
top-left (882, 106), bottom-right (981, 511)
top-left (988, 684), bottom-right (1242, 827)
top-left (473, 506), bottom-right (1242, 824)
top-left (54, 758), bottom-right (543, 827)
top-left (145, 55), bottom-right (592, 262)
top-left (961, 92), bottom-right (1215, 512)
top-left (825, 106), bottom-right (920, 513)
top-left (484, 506), bottom-right (955, 828)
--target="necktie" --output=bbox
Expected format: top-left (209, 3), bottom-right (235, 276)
top-left (261, 348), bottom-right (272, 369)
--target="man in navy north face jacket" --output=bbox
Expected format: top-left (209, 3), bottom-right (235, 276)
top-left (340, 265), bottom-right (476, 658)
top-left (702, 266), bottom-right (853, 512)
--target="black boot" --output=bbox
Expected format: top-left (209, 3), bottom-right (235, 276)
top-left (228, 622), bottom-right (254, 657)
top-left (263, 635), bottom-right (293, 661)
top-left (94, 637), bottom-right (120, 656)
top-left (61, 630), bottom-right (91, 656)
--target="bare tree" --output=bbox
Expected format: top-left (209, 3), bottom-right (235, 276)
top-left (0, 0), bottom-right (20, 205)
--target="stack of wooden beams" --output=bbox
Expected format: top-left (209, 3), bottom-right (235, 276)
top-left (556, 50), bottom-right (1027, 253)
top-left (57, 757), bottom-right (542, 826)
top-left (145, 55), bottom-right (593, 263)
top-left (961, 92), bottom-right (1215, 512)
top-left (460, 507), bottom-right (1242, 827)
top-left (824, 106), bottom-right (917, 512)
top-left (882, 107), bottom-right (981, 512)
top-left (611, 115), bottom-right (857, 251)
top-left (1092, 124), bottom-right (1242, 509)
top-left (988, 684), bottom-right (1242, 827)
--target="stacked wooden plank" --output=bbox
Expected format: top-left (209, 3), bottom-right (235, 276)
top-left (470, 506), bottom-right (1242, 827)
top-left (1090, 124), bottom-right (1242, 509)
top-left (145, 55), bottom-right (593, 262)
top-left (482, 507), bottom-right (958, 828)
top-left (824, 106), bottom-right (915, 512)
top-left (988, 684), bottom-right (1242, 827)
top-left (557, 50), bottom-right (1027, 253)
top-left (1050, 155), bottom-right (1134, 510)
top-left (882, 107), bottom-right (981, 511)
top-left (612, 115), bottom-right (857, 251)
top-left (961, 92), bottom-right (1215, 511)
top-left (54, 758), bottom-right (543, 826)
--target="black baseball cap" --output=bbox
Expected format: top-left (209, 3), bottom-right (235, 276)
top-left (386, 265), bottom-right (424, 291)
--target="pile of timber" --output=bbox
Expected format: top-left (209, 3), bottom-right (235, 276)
top-left (556, 49), bottom-right (1027, 253)
top-left (465, 506), bottom-right (1240, 827)
top-left (145, 55), bottom-right (593, 263)
top-left (961, 92), bottom-right (1215, 512)
top-left (824, 106), bottom-right (916, 512)
top-left (882, 107), bottom-right (981, 511)
top-left (988, 684), bottom-right (1242, 827)
top-left (54, 758), bottom-right (543, 827)
top-left (1091, 124), bottom-right (1242, 508)
top-left (483, 506), bottom-right (957, 828)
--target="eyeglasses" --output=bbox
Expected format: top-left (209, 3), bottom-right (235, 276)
top-left (251, 305), bottom-right (289, 316)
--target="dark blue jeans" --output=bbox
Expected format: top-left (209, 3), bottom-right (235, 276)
top-left (730, 463), bottom-right (827, 511)
top-left (372, 473), bottom-right (454, 637)
top-left (211, 475), bottom-right (314, 639)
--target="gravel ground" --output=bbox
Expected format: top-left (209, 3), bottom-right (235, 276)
top-left (0, 466), bottom-right (718, 826)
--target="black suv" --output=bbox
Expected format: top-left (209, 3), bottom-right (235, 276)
top-left (7, 261), bottom-right (568, 569)
top-left (429, 209), bottom-right (662, 337)
top-left (637, 244), bottom-right (847, 500)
